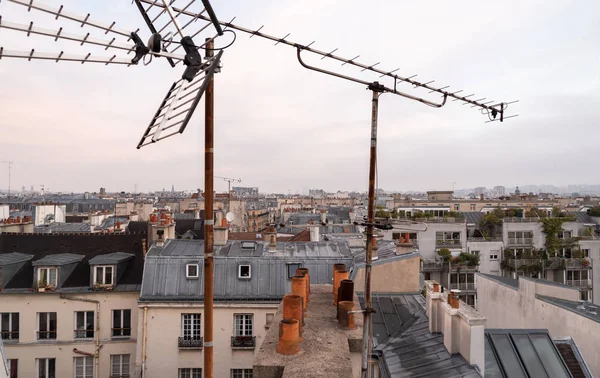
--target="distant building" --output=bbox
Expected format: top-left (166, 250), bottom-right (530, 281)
top-left (473, 187), bottom-right (486, 197)
top-left (233, 187), bottom-right (259, 198)
top-left (308, 189), bottom-right (326, 198)
top-left (493, 185), bottom-right (506, 197)
top-left (427, 191), bottom-right (453, 201)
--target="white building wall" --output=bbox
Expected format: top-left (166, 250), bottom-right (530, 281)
top-left (0, 205), bottom-right (9, 220)
top-left (33, 205), bottom-right (66, 225)
top-left (476, 276), bottom-right (600, 374)
top-left (2, 291), bottom-right (139, 378)
top-left (503, 221), bottom-right (545, 249)
top-left (467, 241), bottom-right (503, 276)
top-left (580, 239), bottom-right (600, 303)
top-left (137, 303), bottom-right (279, 378)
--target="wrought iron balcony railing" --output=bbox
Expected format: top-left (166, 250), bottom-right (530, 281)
top-left (231, 336), bottom-right (256, 349)
top-left (178, 336), bottom-right (204, 349)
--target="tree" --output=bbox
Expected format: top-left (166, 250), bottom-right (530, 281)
top-left (587, 206), bottom-right (600, 217)
top-left (391, 209), bottom-right (399, 219)
top-left (375, 209), bottom-right (389, 218)
top-left (551, 206), bottom-right (562, 217)
top-left (437, 248), bottom-right (452, 262)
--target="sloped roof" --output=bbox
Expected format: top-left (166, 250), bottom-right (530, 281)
top-left (464, 212), bottom-right (486, 225)
top-left (484, 329), bottom-right (572, 378)
top-left (34, 222), bottom-right (91, 233)
top-left (478, 273), bottom-right (518, 289)
top-left (32, 253), bottom-right (84, 266)
top-left (567, 212), bottom-right (597, 225)
top-left (360, 294), bottom-right (479, 378)
top-left (0, 233), bottom-right (146, 289)
top-left (536, 296), bottom-right (600, 324)
top-left (88, 252), bottom-right (134, 265)
top-left (554, 339), bottom-right (593, 378)
top-left (0, 252), bottom-right (33, 265)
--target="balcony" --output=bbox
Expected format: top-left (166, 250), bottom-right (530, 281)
top-left (449, 283), bottom-right (476, 291)
top-left (422, 259), bottom-right (443, 272)
top-left (231, 336), bottom-right (256, 349)
top-left (0, 331), bottom-right (19, 341)
top-left (74, 329), bottom-right (94, 339)
top-left (566, 279), bottom-right (592, 288)
top-left (178, 336), bottom-right (204, 349)
top-left (467, 236), bottom-right (503, 242)
top-left (504, 259), bottom-right (540, 270)
top-left (435, 239), bottom-right (462, 248)
top-left (507, 238), bottom-right (533, 246)
top-left (547, 257), bottom-right (592, 270)
top-left (37, 330), bottom-right (57, 340)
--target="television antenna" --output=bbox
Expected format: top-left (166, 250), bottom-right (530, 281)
top-left (1, 1), bottom-right (519, 376)
top-left (1, 161), bottom-right (13, 199)
top-left (215, 176), bottom-right (241, 214)
top-left (0, 1), bottom-right (227, 376)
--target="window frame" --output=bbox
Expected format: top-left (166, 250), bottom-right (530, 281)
top-left (186, 264), bottom-right (199, 279)
top-left (37, 312), bottom-right (57, 340)
top-left (286, 263), bottom-right (303, 279)
top-left (74, 311), bottom-right (95, 339)
top-left (112, 309), bottom-right (131, 338)
top-left (181, 313), bottom-right (201, 340)
top-left (231, 368), bottom-right (253, 378)
top-left (178, 368), bottom-right (202, 378)
top-left (1, 312), bottom-right (19, 341)
top-left (36, 358), bottom-right (56, 378)
top-left (110, 354), bottom-right (130, 378)
top-left (490, 254), bottom-right (499, 261)
top-left (234, 314), bottom-right (254, 337)
top-left (37, 267), bottom-right (58, 287)
top-left (93, 265), bottom-right (114, 286)
top-left (74, 356), bottom-right (93, 378)
top-left (238, 264), bottom-right (251, 280)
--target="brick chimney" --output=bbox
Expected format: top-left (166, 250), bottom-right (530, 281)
top-left (214, 211), bottom-right (228, 246)
top-left (264, 224), bottom-right (277, 252)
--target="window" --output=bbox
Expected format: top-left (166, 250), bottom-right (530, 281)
top-left (8, 359), bottom-right (17, 378)
top-left (182, 314), bottom-right (201, 340)
top-left (38, 312), bottom-right (57, 340)
top-left (582, 249), bottom-right (590, 258)
top-left (490, 254), bottom-right (499, 261)
top-left (558, 231), bottom-right (572, 239)
top-left (286, 263), bottom-right (302, 279)
top-left (186, 264), bottom-right (199, 279)
top-left (231, 369), bottom-right (253, 378)
top-left (110, 355), bottom-right (130, 378)
top-left (74, 356), bottom-right (93, 378)
top-left (234, 314), bottom-right (253, 336)
top-left (37, 267), bottom-right (58, 287)
top-left (112, 310), bottom-right (131, 337)
top-left (179, 368), bottom-right (202, 378)
top-left (75, 311), bottom-right (94, 339)
top-left (471, 250), bottom-right (480, 256)
top-left (238, 264), bottom-right (251, 279)
top-left (470, 204), bottom-right (476, 211)
top-left (435, 232), bottom-right (461, 246)
top-left (508, 231), bottom-right (533, 245)
top-left (36, 358), bottom-right (55, 378)
top-left (1, 312), bottom-right (19, 340)
top-left (94, 266), bottom-right (113, 285)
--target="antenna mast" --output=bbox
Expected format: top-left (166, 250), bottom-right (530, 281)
top-left (1, 161), bottom-right (14, 199)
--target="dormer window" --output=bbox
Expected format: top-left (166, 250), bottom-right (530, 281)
top-left (37, 267), bottom-right (58, 287)
top-left (186, 264), bottom-right (199, 279)
top-left (238, 264), bottom-right (251, 279)
top-left (94, 266), bottom-right (114, 286)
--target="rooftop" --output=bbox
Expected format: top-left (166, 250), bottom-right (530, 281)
top-left (536, 296), bottom-right (600, 324)
top-left (31, 252), bottom-right (84, 266)
top-left (33, 222), bottom-right (91, 233)
top-left (361, 293), bottom-right (480, 378)
top-left (0, 252), bottom-right (33, 266)
top-left (88, 252), bottom-right (134, 265)
top-left (253, 284), bottom-right (362, 378)
top-left (477, 273), bottom-right (519, 289)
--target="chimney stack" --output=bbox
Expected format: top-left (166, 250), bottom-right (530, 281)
top-left (214, 210), bottom-right (229, 246)
top-left (333, 269), bottom-right (349, 305)
top-left (276, 319), bottom-right (300, 355)
top-left (320, 209), bottom-right (327, 224)
top-left (292, 276), bottom-right (308, 313)
top-left (337, 279), bottom-right (354, 320)
top-left (283, 294), bottom-right (304, 341)
top-left (338, 301), bottom-right (357, 330)
top-left (296, 268), bottom-right (310, 301)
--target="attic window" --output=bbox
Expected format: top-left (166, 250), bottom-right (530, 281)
top-left (287, 263), bottom-right (303, 279)
top-left (94, 266), bottom-right (114, 286)
top-left (238, 264), bottom-right (251, 279)
top-left (186, 264), bottom-right (199, 279)
top-left (241, 242), bottom-right (256, 250)
top-left (37, 267), bottom-right (58, 287)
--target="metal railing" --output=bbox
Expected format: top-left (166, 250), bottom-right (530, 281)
top-left (546, 257), bottom-right (592, 270)
top-left (111, 327), bottom-right (131, 337)
top-left (436, 239), bottom-right (462, 247)
top-left (449, 283), bottom-right (476, 291)
top-left (178, 336), bottom-right (204, 349)
top-left (37, 330), bottom-right (57, 340)
top-left (422, 259), bottom-right (444, 271)
top-left (507, 238), bottom-right (533, 246)
top-left (0, 331), bottom-right (19, 341)
top-left (467, 236), bottom-right (503, 242)
top-left (504, 217), bottom-right (541, 222)
top-left (505, 259), bottom-right (540, 269)
top-left (74, 329), bottom-right (94, 339)
top-left (414, 217), bottom-right (465, 223)
top-left (566, 280), bottom-right (592, 288)
top-left (231, 336), bottom-right (256, 348)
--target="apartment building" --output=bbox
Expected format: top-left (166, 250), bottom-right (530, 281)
top-left (136, 237), bottom-right (354, 378)
top-left (0, 233), bottom-right (146, 378)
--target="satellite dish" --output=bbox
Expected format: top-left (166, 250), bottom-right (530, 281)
top-left (226, 212), bottom-right (234, 222)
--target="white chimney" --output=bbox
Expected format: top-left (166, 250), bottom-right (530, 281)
top-left (308, 224), bottom-right (320, 242)
top-left (320, 210), bottom-right (327, 224)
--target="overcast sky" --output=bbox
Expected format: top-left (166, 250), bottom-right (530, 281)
top-left (0, 0), bottom-right (598, 194)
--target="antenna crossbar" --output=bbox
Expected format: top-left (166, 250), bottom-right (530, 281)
top-left (0, 48), bottom-right (133, 65)
top-left (139, 0), bottom-right (518, 120)
top-left (7, 0), bottom-right (133, 38)
top-left (0, 20), bottom-right (136, 53)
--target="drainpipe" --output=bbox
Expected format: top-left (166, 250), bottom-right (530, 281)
top-left (142, 306), bottom-right (148, 378)
top-left (60, 295), bottom-right (101, 378)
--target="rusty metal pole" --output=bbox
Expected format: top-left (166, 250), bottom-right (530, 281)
top-left (203, 38), bottom-right (215, 378)
top-left (362, 84), bottom-right (382, 378)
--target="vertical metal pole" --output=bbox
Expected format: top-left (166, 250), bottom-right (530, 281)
top-left (362, 86), bottom-right (381, 378)
top-left (203, 38), bottom-right (215, 378)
